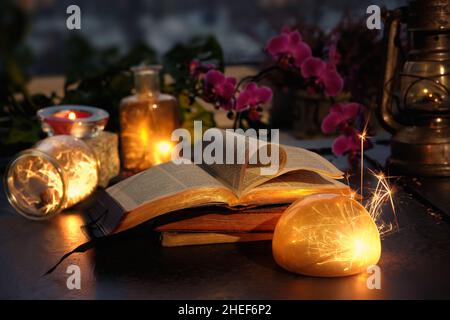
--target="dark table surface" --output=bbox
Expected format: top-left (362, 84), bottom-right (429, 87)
top-left (1, 136), bottom-right (450, 299)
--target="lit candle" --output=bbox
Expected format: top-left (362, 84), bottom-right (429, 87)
top-left (154, 140), bottom-right (174, 164)
top-left (38, 105), bottom-right (109, 138)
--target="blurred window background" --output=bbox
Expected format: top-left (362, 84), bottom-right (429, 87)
top-left (18, 0), bottom-right (406, 74)
top-left (0, 0), bottom-right (408, 155)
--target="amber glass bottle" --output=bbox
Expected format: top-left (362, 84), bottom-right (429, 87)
top-left (119, 66), bottom-right (179, 173)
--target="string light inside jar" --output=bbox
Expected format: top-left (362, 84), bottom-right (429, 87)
top-left (4, 135), bottom-right (98, 220)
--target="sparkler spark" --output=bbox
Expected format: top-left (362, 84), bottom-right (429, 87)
top-left (365, 169), bottom-right (399, 237)
top-left (358, 111), bottom-right (372, 200)
top-left (359, 131), bottom-right (366, 199)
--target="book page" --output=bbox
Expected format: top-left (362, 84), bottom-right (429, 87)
top-left (107, 161), bottom-right (233, 212)
top-left (215, 131), bottom-right (287, 194)
top-left (239, 170), bottom-right (350, 206)
top-left (198, 129), bottom-right (254, 191)
top-left (239, 158), bottom-right (283, 195)
top-left (281, 145), bottom-right (344, 178)
top-left (198, 129), bottom-right (291, 193)
top-left (240, 145), bottom-right (343, 194)
top-left (199, 163), bottom-right (245, 192)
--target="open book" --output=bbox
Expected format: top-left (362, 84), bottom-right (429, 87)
top-left (102, 133), bottom-right (349, 234)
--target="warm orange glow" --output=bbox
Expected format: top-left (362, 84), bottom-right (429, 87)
top-left (58, 147), bottom-right (98, 208)
top-left (5, 136), bottom-right (98, 219)
top-left (59, 214), bottom-right (84, 241)
top-left (139, 126), bottom-right (150, 146)
top-left (119, 66), bottom-right (179, 173)
top-left (157, 141), bottom-right (172, 154)
top-left (154, 141), bottom-right (174, 164)
top-left (7, 155), bottom-right (64, 216)
top-left (272, 194), bottom-right (381, 277)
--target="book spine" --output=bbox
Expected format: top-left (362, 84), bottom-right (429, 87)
top-left (82, 189), bottom-right (127, 238)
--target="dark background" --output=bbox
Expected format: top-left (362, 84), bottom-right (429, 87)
top-left (20, 0), bottom-right (405, 73)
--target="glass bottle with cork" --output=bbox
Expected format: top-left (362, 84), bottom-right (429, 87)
top-left (120, 65), bottom-right (180, 173)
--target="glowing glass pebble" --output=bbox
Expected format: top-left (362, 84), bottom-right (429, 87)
top-left (272, 194), bottom-right (381, 277)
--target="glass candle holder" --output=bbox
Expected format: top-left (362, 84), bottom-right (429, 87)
top-left (120, 65), bottom-right (180, 173)
top-left (4, 135), bottom-right (99, 220)
top-left (37, 105), bottom-right (109, 138)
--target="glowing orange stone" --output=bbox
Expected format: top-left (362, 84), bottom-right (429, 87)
top-left (272, 194), bottom-right (381, 277)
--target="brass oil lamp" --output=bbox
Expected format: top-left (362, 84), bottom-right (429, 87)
top-left (380, 0), bottom-right (450, 176)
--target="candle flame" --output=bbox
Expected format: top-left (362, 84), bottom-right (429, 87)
top-left (153, 141), bottom-right (173, 164)
top-left (68, 112), bottom-right (77, 121)
top-left (157, 141), bottom-right (172, 155)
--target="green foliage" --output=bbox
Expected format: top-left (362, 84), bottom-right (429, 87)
top-left (163, 36), bottom-right (224, 95)
top-left (0, 0), bottom-right (33, 92)
top-left (4, 115), bottom-right (42, 145)
top-left (0, 0), bottom-right (32, 102)
top-left (0, 0), bottom-right (43, 153)
top-left (62, 35), bottom-right (158, 131)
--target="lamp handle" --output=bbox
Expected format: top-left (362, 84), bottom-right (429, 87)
top-left (378, 9), bottom-right (405, 133)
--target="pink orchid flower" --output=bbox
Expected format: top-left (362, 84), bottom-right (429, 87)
top-left (332, 132), bottom-right (360, 156)
top-left (332, 128), bottom-right (373, 157)
top-left (204, 70), bottom-right (237, 109)
top-left (235, 82), bottom-right (273, 112)
top-left (301, 57), bottom-right (344, 97)
top-left (248, 108), bottom-right (262, 121)
top-left (321, 102), bottom-right (361, 134)
top-left (266, 29), bottom-right (312, 69)
top-left (189, 59), bottom-right (216, 79)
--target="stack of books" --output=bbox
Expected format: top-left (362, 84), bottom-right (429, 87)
top-left (98, 133), bottom-right (349, 246)
top-left (154, 205), bottom-right (286, 246)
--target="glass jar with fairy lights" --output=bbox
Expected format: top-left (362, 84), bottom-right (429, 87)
top-left (4, 135), bottom-right (99, 220)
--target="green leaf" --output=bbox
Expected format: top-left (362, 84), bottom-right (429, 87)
top-left (3, 115), bottom-right (41, 145)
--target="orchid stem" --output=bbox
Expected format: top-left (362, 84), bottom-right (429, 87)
top-left (233, 112), bottom-right (242, 130)
top-left (237, 65), bottom-right (282, 88)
